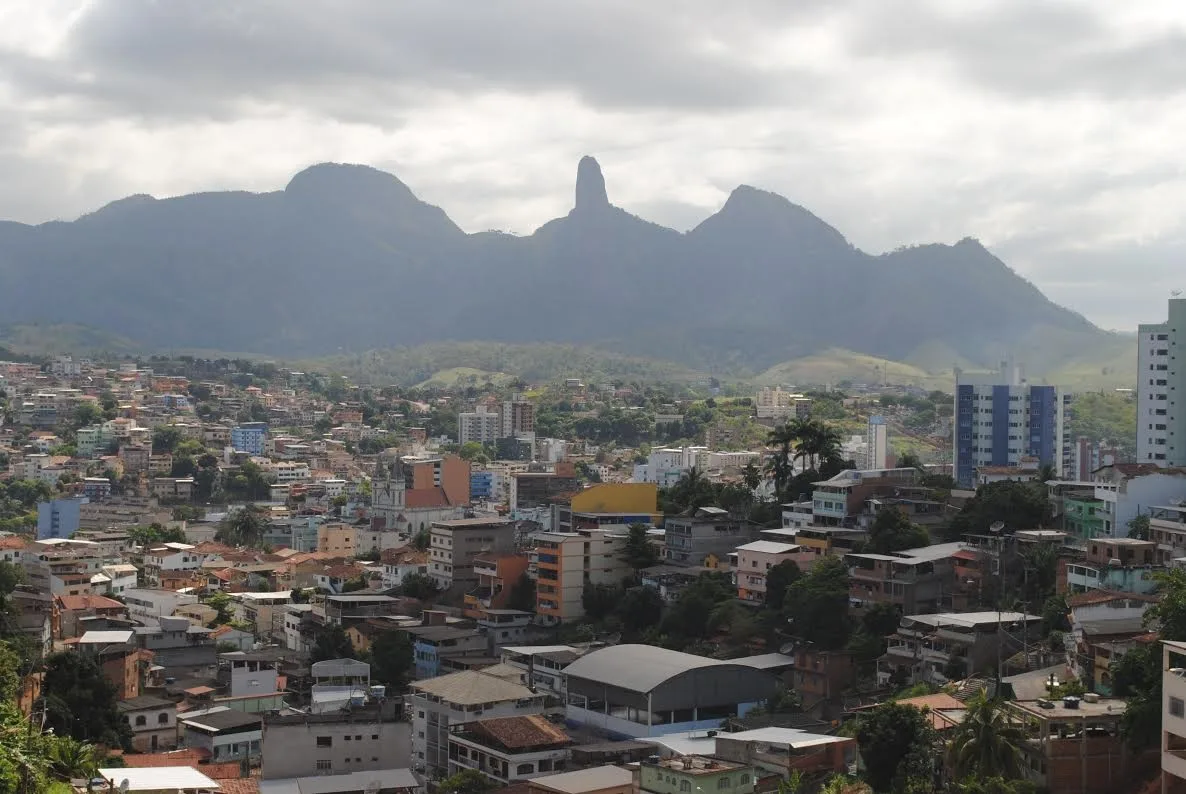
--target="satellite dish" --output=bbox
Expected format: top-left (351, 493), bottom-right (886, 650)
top-left (1171, 498), bottom-right (1184, 507)
top-left (1174, 290), bottom-right (1183, 298)
top-left (779, 642), bottom-right (796, 655)
top-left (364, 782), bottom-right (381, 794)
top-left (989, 521), bottom-right (1006, 534)
top-left (120, 779), bottom-right (131, 794)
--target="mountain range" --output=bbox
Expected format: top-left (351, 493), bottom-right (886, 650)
top-left (0, 156), bottom-right (1130, 380)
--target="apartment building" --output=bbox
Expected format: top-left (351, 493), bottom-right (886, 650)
top-left (878, 611), bottom-right (1041, 686)
top-left (845, 542), bottom-right (963, 614)
top-left (463, 553), bottom-right (531, 619)
top-left (447, 714), bottom-right (573, 785)
top-left (1139, 297), bottom-right (1186, 465)
top-left (428, 517), bottom-right (516, 592)
top-left (459, 406), bottom-right (502, 445)
top-left (122, 588), bottom-right (199, 624)
top-left (502, 396), bottom-right (536, 439)
top-left (410, 668), bottom-right (545, 777)
top-left (230, 422), bottom-right (268, 455)
top-left (810, 466), bottom-right (925, 527)
top-left (1066, 537), bottom-right (1159, 595)
top-left (36, 497), bottom-right (87, 540)
top-left (1163, 640), bottom-right (1186, 792)
top-left (260, 702), bottom-right (410, 780)
top-left (142, 542), bottom-right (202, 586)
top-left (533, 528), bottom-right (631, 623)
top-left (663, 506), bottom-right (758, 567)
top-left (953, 362), bottom-right (1070, 488)
top-left (734, 541), bottom-right (815, 604)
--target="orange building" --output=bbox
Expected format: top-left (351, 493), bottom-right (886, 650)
top-left (463, 553), bottom-right (531, 619)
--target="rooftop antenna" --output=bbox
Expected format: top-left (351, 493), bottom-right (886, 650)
top-left (1175, 290), bottom-right (1183, 298)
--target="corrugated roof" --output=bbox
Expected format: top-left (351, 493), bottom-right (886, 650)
top-left (530, 766), bottom-right (633, 794)
top-left (96, 767), bottom-right (219, 791)
top-left (562, 644), bottom-right (733, 693)
top-left (736, 541), bottom-right (801, 554)
top-left (411, 669), bottom-right (536, 705)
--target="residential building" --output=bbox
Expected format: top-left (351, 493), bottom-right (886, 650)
top-left (142, 542), bottom-right (202, 586)
top-left (810, 466), bottom-right (927, 527)
top-left (563, 644), bottom-right (779, 738)
top-left (1007, 697), bottom-right (1127, 794)
top-left (953, 362), bottom-right (1069, 488)
top-left (711, 728), bottom-right (855, 779)
top-left (118, 695), bottom-right (178, 753)
top-left (36, 497), bottom-right (87, 540)
top-left (1139, 297), bottom-right (1186, 465)
top-left (459, 406), bottom-right (502, 445)
top-left (866, 415), bottom-right (889, 470)
top-left (529, 766), bottom-right (635, 794)
top-left (845, 542), bottom-right (963, 613)
top-left (1067, 591), bottom-right (1158, 693)
top-left (381, 547), bottom-right (429, 591)
top-left (502, 396), bottom-right (536, 439)
top-left (122, 588), bottom-right (199, 624)
top-left (663, 507), bottom-right (757, 567)
top-left (231, 422), bottom-right (269, 455)
top-left (407, 624), bottom-right (490, 679)
top-left (878, 611), bottom-right (1041, 686)
top-left (260, 702), bottom-right (410, 780)
top-left (282, 603), bottom-right (314, 655)
top-left (81, 477), bottom-right (113, 500)
top-left (500, 645), bottom-right (585, 699)
top-left (448, 714), bottom-right (573, 784)
top-left (734, 541), bottom-right (815, 604)
top-left (1066, 537), bottom-right (1159, 594)
top-left (180, 709), bottom-right (263, 763)
top-left (471, 470), bottom-right (495, 501)
top-left (1163, 640), bottom-right (1186, 792)
top-left (133, 616), bottom-right (217, 678)
top-left (640, 755), bottom-right (755, 794)
top-left (511, 465), bottom-right (581, 515)
top-left (410, 668), bottom-right (545, 776)
top-left (788, 648), bottom-right (857, 706)
top-left (99, 563), bottom-right (138, 596)
top-left (550, 482), bottom-right (660, 534)
top-left (1086, 464), bottom-right (1186, 539)
top-left (464, 553), bottom-right (531, 619)
top-left (428, 517), bottom-right (517, 592)
top-left (1150, 503), bottom-right (1186, 564)
top-left (322, 593), bottom-right (402, 626)
top-left (55, 593), bottom-right (126, 639)
top-left (533, 528), bottom-right (631, 623)
top-left (230, 591), bottom-right (292, 640)
top-left (787, 526), bottom-right (867, 562)
top-left (149, 477), bottom-right (195, 501)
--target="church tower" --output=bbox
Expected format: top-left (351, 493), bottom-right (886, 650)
top-left (371, 455), bottom-right (406, 530)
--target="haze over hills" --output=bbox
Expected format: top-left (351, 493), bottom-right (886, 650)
top-left (0, 156), bottom-right (1132, 383)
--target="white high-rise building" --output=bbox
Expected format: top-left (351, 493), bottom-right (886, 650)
top-left (457, 406), bottom-right (501, 445)
top-left (866, 415), bottom-right (889, 470)
top-left (953, 362), bottom-right (1070, 488)
top-left (1137, 298), bottom-right (1186, 466)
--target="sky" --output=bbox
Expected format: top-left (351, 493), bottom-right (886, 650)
top-left (2, 0), bottom-right (1186, 332)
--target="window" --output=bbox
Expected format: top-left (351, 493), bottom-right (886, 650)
top-left (135, 715), bottom-right (147, 727)
top-left (1172, 697), bottom-right (1185, 718)
top-left (740, 776), bottom-right (750, 785)
top-left (158, 713), bottom-right (169, 724)
top-left (316, 736), bottom-right (332, 747)
top-left (718, 778), bottom-right (733, 789)
top-left (345, 735), bottom-right (352, 741)
top-left (517, 764), bottom-right (535, 775)
top-left (316, 760), bottom-right (332, 771)
top-left (680, 782), bottom-right (692, 792)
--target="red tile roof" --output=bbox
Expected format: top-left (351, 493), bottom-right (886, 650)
top-left (468, 714), bottom-right (571, 750)
top-left (55, 594), bottom-right (125, 611)
top-left (1067, 590), bottom-right (1159, 607)
top-left (406, 487), bottom-right (450, 509)
top-left (122, 748), bottom-right (210, 767)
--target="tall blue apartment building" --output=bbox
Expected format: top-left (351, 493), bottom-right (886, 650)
top-left (230, 422), bottom-right (269, 455)
top-left (954, 363), bottom-right (1069, 488)
top-left (36, 497), bottom-right (88, 540)
top-left (470, 470), bottom-right (494, 500)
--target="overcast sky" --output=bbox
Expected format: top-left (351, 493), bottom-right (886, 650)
top-left (3, 1), bottom-right (1186, 331)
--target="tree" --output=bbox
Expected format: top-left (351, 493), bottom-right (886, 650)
top-left (47, 737), bottom-right (101, 781)
top-left (507, 573), bottom-right (536, 612)
top-left (310, 625), bottom-right (356, 664)
top-left (1147, 568), bottom-right (1186, 641)
top-left (948, 481), bottom-right (1051, 536)
top-left (128, 522), bottom-right (188, 547)
top-left (42, 652), bottom-right (131, 748)
top-left (764, 560), bottom-right (802, 610)
top-left (662, 467), bottom-right (715, 514)
top-left (581, 583), bottom-right (619, 621)
top-left (947, 692), bottom-right (1024, 780)
top-left (368, 631), bottom-right (414, 693)
top-left (438, 768), bottom-right (496, 794)
top-left (861, 602), bottom-right (902, 638)
top-left (854, 702), bottom-right (937, 793)
top-left (151, 425), bottom-right (183, 453)
top-left (73, 402), bottom-right (103, 427)
top-left (784, 556), bottom-right (852, 650)
top-left (399, 572), bottom-right (439, 601)
top-left (1127, 514), bottom-right (1151, 540)
top-left (897, 452), bottom-right (923, 471)
top-left (742, 461), bottom-right (762, 492)
top-left (1111, 642), bottom-right (1161, 748)
top-left (868, 509), bottom-right (929, 554)
top-left (622, 523), bottom-right (659, 571)
top-left (216, 504), bottom-right (268, 548)
top-left (660, 572), bottom-right (734, 640)
top-left (203, 591), bottom-right (235, 626)
top-left (617, 585), bottom-right (664, 635)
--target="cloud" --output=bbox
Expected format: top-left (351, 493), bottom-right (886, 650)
top-left (0, 0), bottom-right (1184, 331)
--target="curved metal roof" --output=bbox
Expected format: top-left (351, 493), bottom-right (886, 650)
top-left (561, 644), bottom-right (736, 693)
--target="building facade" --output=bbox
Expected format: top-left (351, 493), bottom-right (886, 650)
top-left (1138, 298), bottom-right (1186, 466)
top-left (954, 364), bottom-right (1069, 488)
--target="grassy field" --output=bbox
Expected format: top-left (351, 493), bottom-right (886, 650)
top-left (414, 367), bottom-right (515, 389)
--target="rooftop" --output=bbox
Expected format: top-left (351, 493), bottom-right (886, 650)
top-left (735, 541), bottom-right (801, 554)
top-left (182, 709), bottom-right (263, 732)
top-left (529, 765), bottom-right (633, 794)
top-left (902, 612), bottom-right (1038, 630)
top-left (563, 644), bottom-right (739, 693)
top-left (466, 714), bottom-right (570, 750)
top-left (258, 768), bottom-right (418, 794)
top-left (1009, 697), bottom-right (1127, 720)
top-left (117, 695), bottom-right (177, 712)
top-left (96, 767), bottom-right (219, 792)
top-left (411, 669), bottom-right (537, 706)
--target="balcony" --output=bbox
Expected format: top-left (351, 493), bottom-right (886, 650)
top-left (473, 561), bottom-right (499, 578)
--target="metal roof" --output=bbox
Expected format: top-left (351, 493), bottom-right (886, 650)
top-left (259, 768), bottom-right (419, 794)
top-left (530, 765), bottom-right (633, 794)
top-left (78, 630), bottom-right (134, 644)
top-left (734, 653), bottom-right (796, 670)
top-left (736, 541), bottom-right (801, 554)
top-left (562, 644), bottom-right (734, 693)
top-left (97, 767), bottom-right (220, 791)
top-left (311, 658), bottom-right (371, 678)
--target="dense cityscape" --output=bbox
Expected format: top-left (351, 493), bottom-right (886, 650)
top-left (0, 298), bottom-right (1176, 794)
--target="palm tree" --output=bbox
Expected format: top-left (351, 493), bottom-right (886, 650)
top-left (1036, 463), bottom-right (1057, 483)
top-left (48, 737), bottom-right (100, 781)
top-left (798, 420), bottom-right (843, 472)
top-left (766, 419), bottom-right (808, 497)
top-left (947, 692), bottom-right (1024, 780)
